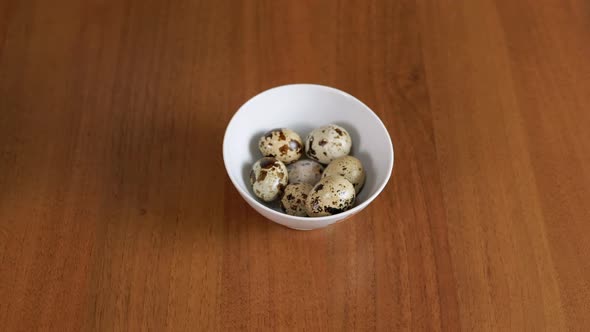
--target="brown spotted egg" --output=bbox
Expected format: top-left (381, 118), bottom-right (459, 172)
top-left (305, 176), bottom-right (355, 217)
top-left (258, 128), bottom-right (303, 164)
top-left (280, 183), bottom-right (313, 216)
top-left (287, 160), bottom-right (324, 186)
top-left (250, 157), bottom-right (288, 202)
top-left (322, 156), bottom-right (365, 194)
top-left (305, 124), bottom-right (352, 164)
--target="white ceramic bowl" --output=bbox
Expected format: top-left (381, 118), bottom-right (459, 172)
top-left (223, 84), bottom-right (394, 230)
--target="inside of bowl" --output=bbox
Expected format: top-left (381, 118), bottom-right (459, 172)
top-left (224, 85), bottom-right (393, 213)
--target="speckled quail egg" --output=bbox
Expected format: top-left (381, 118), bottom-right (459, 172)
top-left (322, 156), bottom-right (365, 194)
top-left (280, 183), bottom-right (313, 216)
top-left (250, 157), bottom-right (288, 202)
top-left (258, 128), bottom-right (303, 164)
top-left (305, 176), bottom-right (356, 217)
top-left (287, 160), bottom-right (324, 186)
top-left (305, 124), bottom-right (352, 164)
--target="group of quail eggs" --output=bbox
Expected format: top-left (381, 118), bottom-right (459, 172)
top-left (249, 124), bottom-right (365, 217)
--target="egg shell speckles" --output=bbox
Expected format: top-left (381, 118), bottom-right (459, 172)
top-left (258, 128), bottom-right (303, 164)
top-left (250, 157), bottom-right (288, 202)
top-left (287, 160), bottom-right (324, 186)
top-left (305, 176), bottom-right (355, 217)
top-left (280, 183), bottom-right (313, 216)
top-left (305, 124), bottom-right (352, 164)
top-left (322, 156), bottom-right (365, 194)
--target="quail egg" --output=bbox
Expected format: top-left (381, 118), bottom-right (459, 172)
top-left (322, 156), bottom-right (365, 194)
top-left (258, 128), bottom-right (303, 164)
top-left (280, 183), bottom-right (313, 216)
top-left (250, 157), bottom-right (288, 202)
top-left (287, 160), bottom-right (324, 186)
top-left (305, 176), bottom-right (355, 217)
top-left (305, 124), bottom-right (352, 164)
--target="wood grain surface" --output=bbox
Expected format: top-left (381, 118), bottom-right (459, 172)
top-left (1, 0), bottom-right (589, 330)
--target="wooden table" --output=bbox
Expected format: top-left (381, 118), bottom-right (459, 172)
top-left (1, 0), bottom-right (589, 330)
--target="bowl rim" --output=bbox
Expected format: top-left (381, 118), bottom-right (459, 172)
top-left (222, 83), bottom-right (395, 222)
